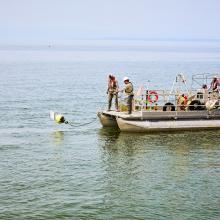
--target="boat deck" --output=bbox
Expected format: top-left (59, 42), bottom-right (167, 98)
top-left (101, 109), bottom-right (220, 120)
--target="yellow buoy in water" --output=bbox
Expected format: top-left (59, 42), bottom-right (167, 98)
top-left (50, 111), bottom-right (66, 124)
top-left (55, 114), bottom-right (65, 124)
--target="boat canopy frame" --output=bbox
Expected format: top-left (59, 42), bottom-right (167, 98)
top-left (191, 73), bottom-right (220, 90)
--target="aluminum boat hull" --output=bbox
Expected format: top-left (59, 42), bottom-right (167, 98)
top-left (116, 117), bottom-right (220, 132)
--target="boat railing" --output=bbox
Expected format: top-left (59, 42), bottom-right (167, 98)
top-left (118, 88), bottom-right (220, 112)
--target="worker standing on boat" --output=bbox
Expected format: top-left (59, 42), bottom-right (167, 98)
top-left (209, 76), bottom-right (219, 100)
top-left (210, 76), bottom-right (219, 92)
top-left (107, 75), bottom-right (119, 111)
top-left (122, 76), bottom-right (134, 114)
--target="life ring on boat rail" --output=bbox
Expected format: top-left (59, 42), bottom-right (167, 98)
top-left (147, 90), bottom-right (159, 103)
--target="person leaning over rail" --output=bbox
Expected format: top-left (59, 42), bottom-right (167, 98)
top-left (210, 76), bottom-right (219, 92)
top-left (120, 76), bottom-right (134, 114)
top-left (209, 76), bottom-right (220, 100)
top-left (107, 74), bottom-right (119, 111)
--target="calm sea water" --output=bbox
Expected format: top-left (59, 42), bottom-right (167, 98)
top-left (1, 41), bottom-right (220, 219)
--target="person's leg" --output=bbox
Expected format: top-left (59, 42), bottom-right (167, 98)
top-left (108, 93), bottom-right (113, 111)
top-left (127, 95), bottom-right (133, 114)
top-left (115, 93), bottom-right (119, 111)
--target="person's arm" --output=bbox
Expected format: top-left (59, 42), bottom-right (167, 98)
top-left (107, 80), bottom-right (110, 94)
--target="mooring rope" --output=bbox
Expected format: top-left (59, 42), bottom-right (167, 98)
top-left (65, 117), bottom-right (97, 127)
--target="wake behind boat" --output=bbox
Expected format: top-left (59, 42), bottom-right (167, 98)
top-left (98, 73), bottom-right (220, 132)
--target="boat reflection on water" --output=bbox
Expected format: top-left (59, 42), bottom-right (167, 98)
top-left (99, 128), bottom-right (220, 152)
top-left (98, 128), bottom-right (220, 182)
top-left (98, 128), bottom-right (220, 219)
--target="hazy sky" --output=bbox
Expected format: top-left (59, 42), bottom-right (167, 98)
top-left (0, 0), bottom-right (220, 44)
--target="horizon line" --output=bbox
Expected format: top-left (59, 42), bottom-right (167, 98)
top-left (1, 37), bottom-right (220, 46)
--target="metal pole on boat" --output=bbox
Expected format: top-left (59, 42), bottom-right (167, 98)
top-left (141, 94), bottom-right (143, 120)
top-left (168, 78), bottom-right (176, 102)
top-left (136, 84), bottom-right (144, 119)
top-left (142, 81), bottom-right (150, 120)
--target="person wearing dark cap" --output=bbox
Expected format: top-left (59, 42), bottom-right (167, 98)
top-left (107, 75), bottom-right (119, 111)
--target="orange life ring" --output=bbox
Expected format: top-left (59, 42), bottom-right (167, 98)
top-left (147, 91), bottom-right (159, 103)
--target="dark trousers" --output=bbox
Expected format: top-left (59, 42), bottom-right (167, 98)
top-left (127, 95), bottom-right (134, 114)
top-left (108, 93), bottom-right (118, 110)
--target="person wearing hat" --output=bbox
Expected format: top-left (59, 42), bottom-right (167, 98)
top-left (107, 74), bottom-right (119, 111)
top-left (122, 76), bottom-right (134, 114)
